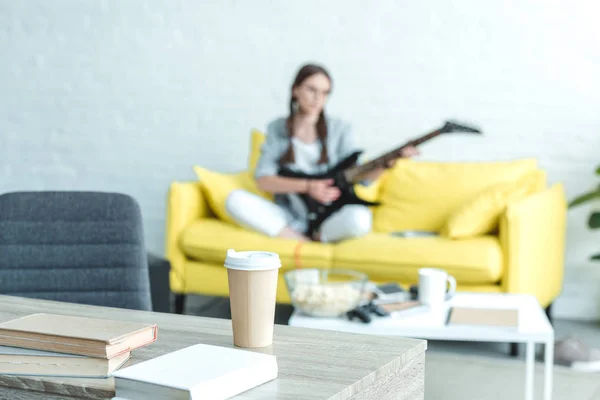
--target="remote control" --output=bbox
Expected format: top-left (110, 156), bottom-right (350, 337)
top-left (347, 307), bottom-right (372, 323)
top-left (369, 303), bottom-right (390, 317)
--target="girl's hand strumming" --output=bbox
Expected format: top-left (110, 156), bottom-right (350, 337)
top-left (306, 179), bottom-right (340, 204)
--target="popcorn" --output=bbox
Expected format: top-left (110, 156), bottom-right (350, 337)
top-left (291, 283), bottom-right (362, 317)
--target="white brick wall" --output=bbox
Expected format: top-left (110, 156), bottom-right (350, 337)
top-left (1, 1), bottom-right (599, 319)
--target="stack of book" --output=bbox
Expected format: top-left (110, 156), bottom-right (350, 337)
top-left (0, 313), bottom-right (158, 379)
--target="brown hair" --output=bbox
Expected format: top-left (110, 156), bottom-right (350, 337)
top-left (279, 64), bottom-right (331, 165)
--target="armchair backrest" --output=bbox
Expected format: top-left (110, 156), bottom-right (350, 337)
top-left (0, 191), bottom-right (152, 311)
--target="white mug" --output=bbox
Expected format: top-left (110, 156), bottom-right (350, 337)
top-left (418, 268), bottom-right (456, 307)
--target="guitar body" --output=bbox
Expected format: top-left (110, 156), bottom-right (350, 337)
top-left (278, 151), bottom-right (379, 239)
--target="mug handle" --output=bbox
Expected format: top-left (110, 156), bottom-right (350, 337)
top-left (445, 275), bottom-right (457, 301)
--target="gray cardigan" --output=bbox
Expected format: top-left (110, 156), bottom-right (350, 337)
top-left (254, 115), bottom-right (360, 179)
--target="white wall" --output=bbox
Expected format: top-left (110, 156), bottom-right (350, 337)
top-left (1, 1), bottom-right (599, 319)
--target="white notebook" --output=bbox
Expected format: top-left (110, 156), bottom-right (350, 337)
top-left (111, 343), bottom-right (278, 400)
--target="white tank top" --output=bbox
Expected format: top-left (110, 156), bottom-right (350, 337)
top-left (285, 138), bottom-right (326, 232)
top-left (290, 137), bottom-right (322, 174)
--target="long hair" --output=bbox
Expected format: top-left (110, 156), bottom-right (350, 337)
top-left (279, 64), bottom-right (331, 165)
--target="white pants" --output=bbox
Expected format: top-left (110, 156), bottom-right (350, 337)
top-left (225, 190), bottom-right (372, 243)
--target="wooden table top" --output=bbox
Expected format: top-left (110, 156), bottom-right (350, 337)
top-left (0, 295), bottom-right (426, 399)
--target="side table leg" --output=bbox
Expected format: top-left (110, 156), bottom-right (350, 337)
top-left (544, 338), bottom-right (554, 400)
top-left (510, 342), bottom-right (519, 357)
top-left (525, 341), bottom-right (535, 400)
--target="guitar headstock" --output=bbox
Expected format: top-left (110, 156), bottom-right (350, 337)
top-left (441, 120), bottom-right (482, 134)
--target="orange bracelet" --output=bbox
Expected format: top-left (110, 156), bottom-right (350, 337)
top-left (293, 240), bottom-right (304, 269)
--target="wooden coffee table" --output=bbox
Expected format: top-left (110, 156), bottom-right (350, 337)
top-left (289, 292), bottom-right (554, 400)
top-left (0, 295), bottom-right (426, 400)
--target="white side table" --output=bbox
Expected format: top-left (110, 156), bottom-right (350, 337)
top-left (289, 292), bottom-right (554, 400)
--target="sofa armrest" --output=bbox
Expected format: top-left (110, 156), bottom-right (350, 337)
top-left (165, 181), bottom-right (210, 292)
top-left (499, 183), bottom-right (567, 307)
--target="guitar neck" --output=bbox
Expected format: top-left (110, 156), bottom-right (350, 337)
top-left (344, 128), bottom-right (443, 183)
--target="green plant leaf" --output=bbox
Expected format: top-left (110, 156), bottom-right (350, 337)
top-left (589, 212), bottom-right (600, 229)
top-left (591, 253), bottom-right (600, 261)
top-left (569, 186), bottom-right (600, 208)
top-left (596, 165), bottom-right (600, 175)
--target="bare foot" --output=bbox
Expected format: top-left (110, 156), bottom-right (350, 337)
top-left (278, 226), bottom-right (310, 241)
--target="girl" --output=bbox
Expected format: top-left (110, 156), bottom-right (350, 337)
top-left (226, 63), bottom-right (419, 242)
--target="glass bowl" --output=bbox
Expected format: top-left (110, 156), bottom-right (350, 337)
top-left (283, 268), bottom-right (368, 317)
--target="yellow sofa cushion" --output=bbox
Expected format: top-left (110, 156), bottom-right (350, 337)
top-left (373, 158), bottom-right (539, 233)
top-left (180, 218), bottom-right (333, 270)
top-left (354, 172), bottom-right (387, 203)
top-left (248, 129), bottom-right (265, 172)
top-left (192, 166), bottom-right (273, 226)
top-left (332, 232), bottom-right (503, 284)
top-left (442, 170), bottom-right (543, 239)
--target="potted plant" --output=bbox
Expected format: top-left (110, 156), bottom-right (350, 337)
top-left (568, 165), bottom-right (600, 261)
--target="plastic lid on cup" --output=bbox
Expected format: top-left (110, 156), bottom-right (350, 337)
top-left (224, 249), bottom-right (282, 271)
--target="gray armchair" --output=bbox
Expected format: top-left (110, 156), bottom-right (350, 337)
top-left (0, 191), bottom-right (152, 311)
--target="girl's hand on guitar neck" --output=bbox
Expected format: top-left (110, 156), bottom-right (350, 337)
top-left (306, 179), bottom-right (341, 204)
top-left (360, 145), bottom-right (421, 182)
top-left (385, 145), bottom-right (420, 168)
top-left (401, 145), bottom-right (420, 158)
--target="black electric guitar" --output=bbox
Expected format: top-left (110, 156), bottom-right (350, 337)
top-left (278, 120), bottom-right (482, 239)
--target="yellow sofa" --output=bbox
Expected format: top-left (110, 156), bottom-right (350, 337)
top-left (165, 132), bottom-right (567, 313)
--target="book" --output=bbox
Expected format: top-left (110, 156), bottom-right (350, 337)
top-left (0, 345), bottom-right (131, 378)
top-left (112, 343), bottom-right (278, 400)
top-left (447, 307), bottom-right (519, 328)
top-left (0, 313), bottom-right (158, 359)
top-left (379, 300), bottom-right (427, 315)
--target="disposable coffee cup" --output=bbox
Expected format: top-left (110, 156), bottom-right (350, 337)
top-left (224, 249), bottom-right (282, 348)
